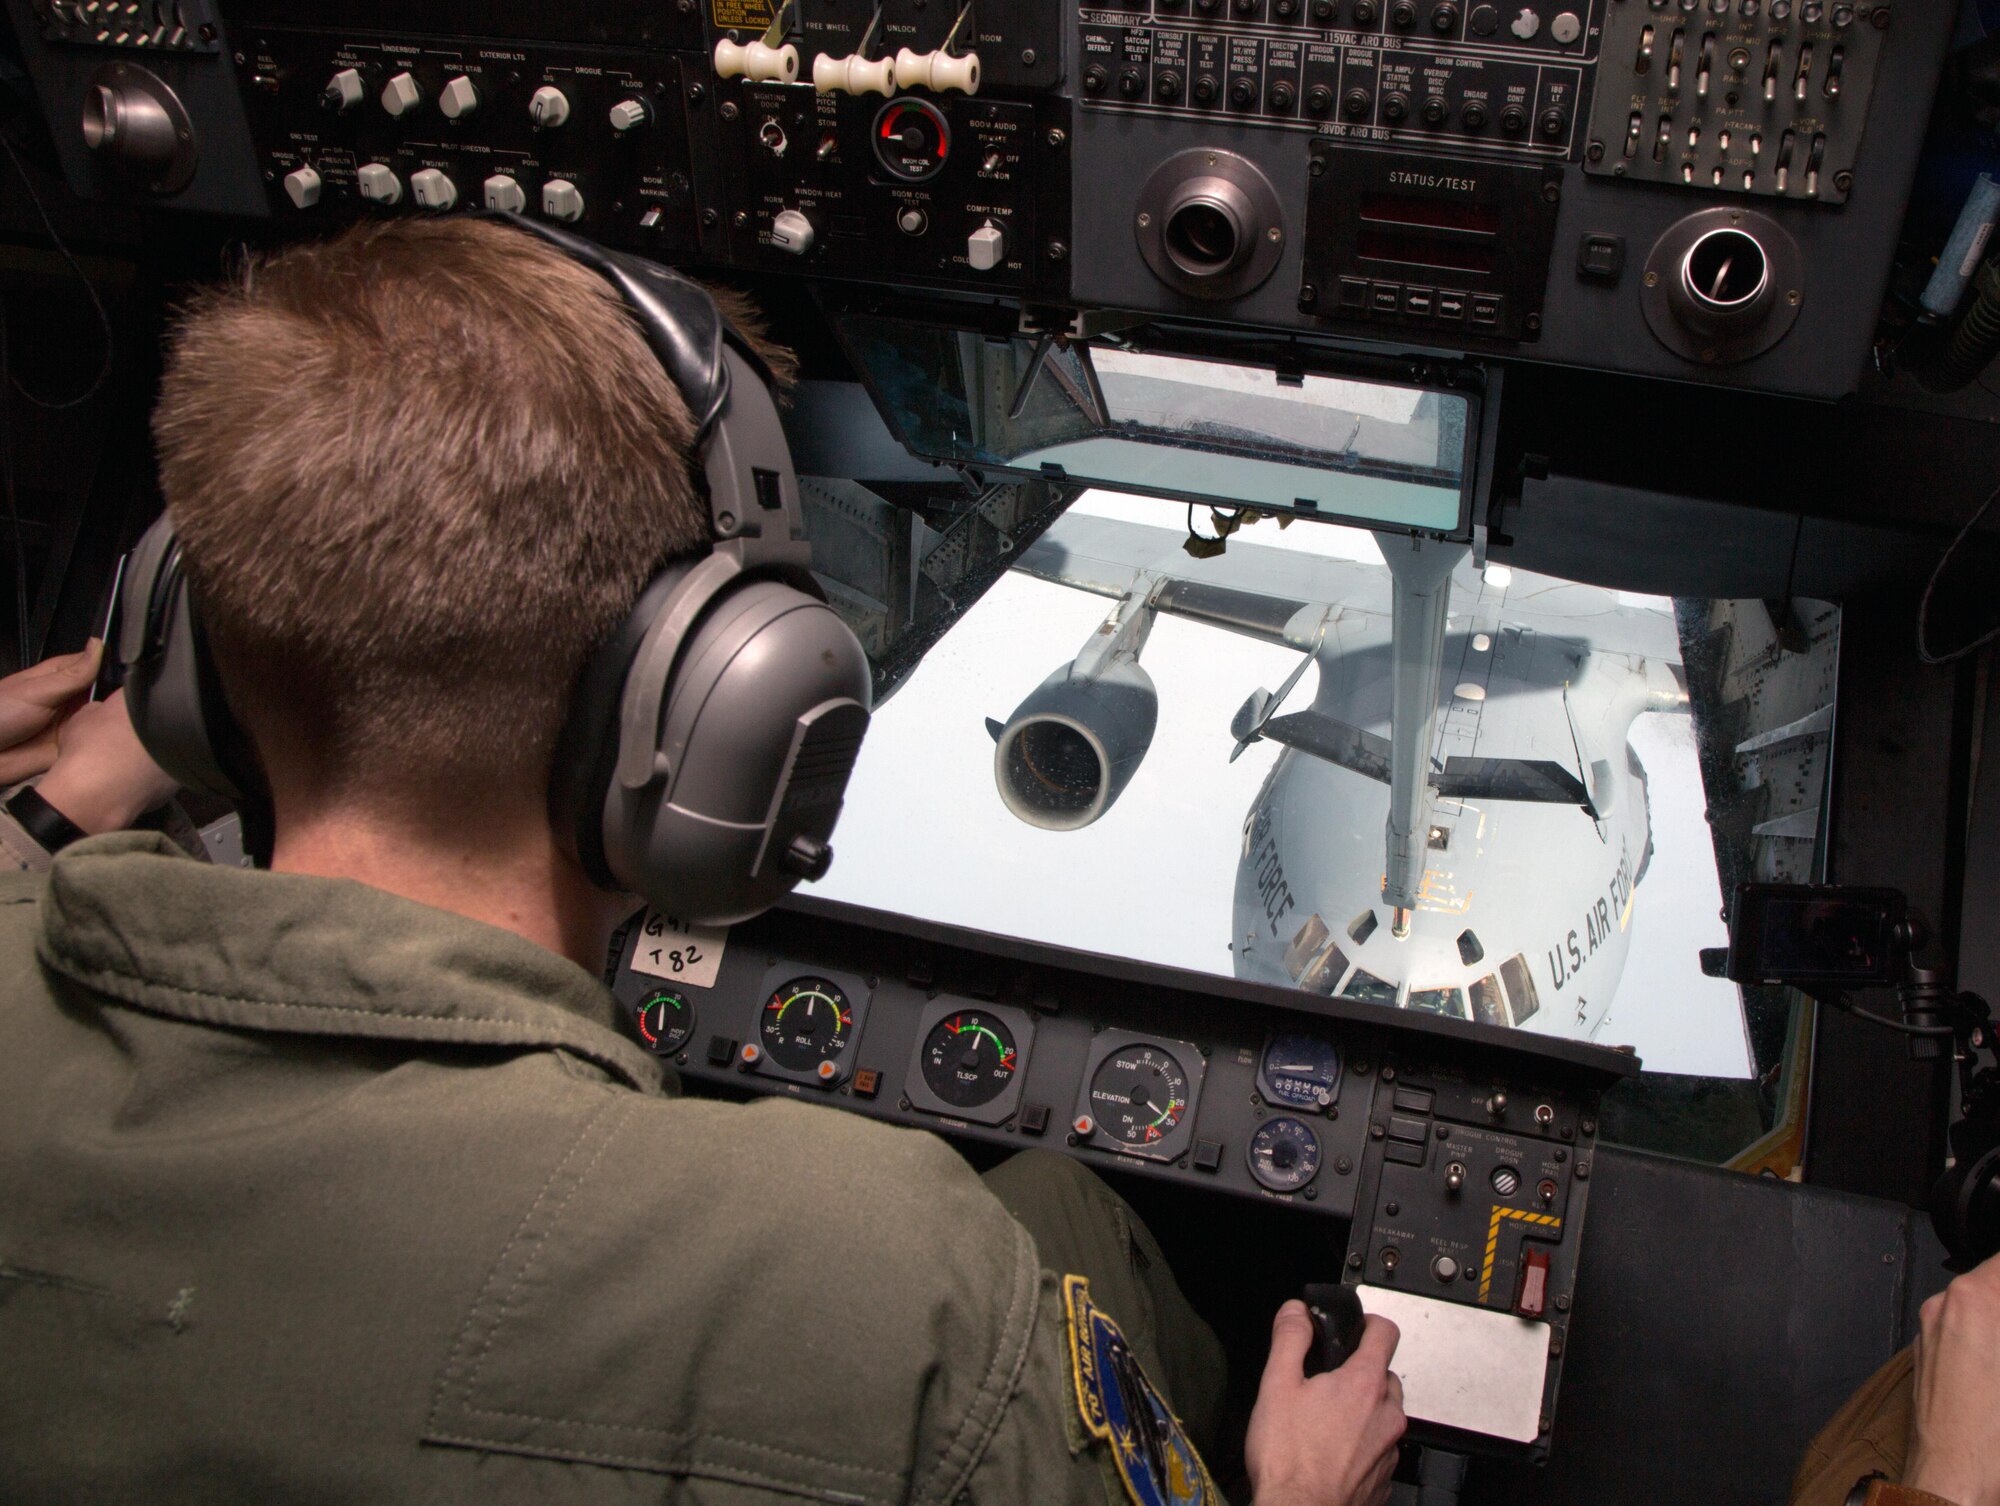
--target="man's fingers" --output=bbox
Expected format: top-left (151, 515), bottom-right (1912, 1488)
top-left (8, 641), bottom-right (102, 707)
top-left (0, 733), bottom-right (61, 786)
top-left (1262, 1300), bottom-right (1317, 1389)
top-left (1350, 1313), bottom-right (1402, 1373)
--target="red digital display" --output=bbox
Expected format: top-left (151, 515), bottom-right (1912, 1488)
top-left (1358, 193), bottom-right (1502, 235)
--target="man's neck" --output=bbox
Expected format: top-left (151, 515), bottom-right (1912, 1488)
top-left (268, 804), bottom-right (620, 972)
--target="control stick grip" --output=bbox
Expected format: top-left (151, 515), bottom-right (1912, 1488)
top-left (1300, 1283), bottom-right (1368, 1378)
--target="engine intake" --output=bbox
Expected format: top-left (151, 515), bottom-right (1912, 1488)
top-left (991, 660), bottom-right (1158, 830)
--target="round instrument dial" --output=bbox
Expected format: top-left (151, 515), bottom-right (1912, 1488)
top-left (920, 1010), bottom-right (1020, 1109)
top-left (1087, 1043), bottom-right (1191, 1146)
top-left (635, 988), bottom-right (695, 1056)
top-left (1259, 1032), bottom-right (1342, 1112)
top-left (1248, 1116), bottom-right (1322, 1192)
top-left (873, 97), bottom-right (951, 182)
top-left (760, 977), bottom-right (854, 1071)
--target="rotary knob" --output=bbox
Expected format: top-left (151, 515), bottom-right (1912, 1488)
top-left (439, 76), bottom-right (480, 119)
top-left (281, 163), bottom-right (320, 210)
top-left (409, 167), bottom-right (457, 210)
top-left (540, 178), bottom-right (584, 222)
top-left (355, 162), bottom-right (402, 203)
top-left (380, 71), bottom-right (422, 118)
top-left (482, 173), bottom-right (526, 213)
top-left (608, 98), bottom-right (651, 134)
top-left (528, 85), bottom-right (570, 127)
top-left (320, 67), bottom-right (363, 114)
top-left (770, 208), bottom-right (814, 255)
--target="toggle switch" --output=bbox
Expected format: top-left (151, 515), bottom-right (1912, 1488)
top-left (528, 85), bottom-right (571, 127)
top-left (1515, 1246), bottom-right (1551, 1317)
top-left (355, 162), bottom-right (402, 204)
top-left (380, 71), bottom-right (422, 118)
top-left (409, 167), bottom-right (457, 210)
top-left (893, 47), bottom-right (981, 94)
top-left (541, 178), bottom-right (584, 222)
top-left (282, 163), bottom-right (321, 209)
top-left (482, 173), bottom-right (526, 213)
top-left (813, 52), bottom-right (895, 95)
top-left (714, 36), bottom-right (801, 83)
top-left (439, 75), bottom-right (480, 119)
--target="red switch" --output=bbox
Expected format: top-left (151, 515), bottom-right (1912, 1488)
top-left (1515, 1247), bottom-right (1551, 1318)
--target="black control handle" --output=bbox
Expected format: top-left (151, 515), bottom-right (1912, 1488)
top-left (1300, 1283), bottom-right (1367, 1378)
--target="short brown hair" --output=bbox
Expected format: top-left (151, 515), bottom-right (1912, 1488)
top-left (154, 217), bottom-right (766, 810)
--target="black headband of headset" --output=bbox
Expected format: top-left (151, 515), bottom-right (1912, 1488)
top-left (474, 210), bottom-right (777, 446)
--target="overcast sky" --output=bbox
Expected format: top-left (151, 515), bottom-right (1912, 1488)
top-left (816, 490), bottom-right (1751, 1079)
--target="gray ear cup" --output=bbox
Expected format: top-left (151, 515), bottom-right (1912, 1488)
top-left (117, 516), bottom-right (253, 802)
top-left (600, 577), bottom-right (871, 925)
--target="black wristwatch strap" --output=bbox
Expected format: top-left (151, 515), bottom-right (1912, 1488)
top-left (5, 786), bottom-right (89, 855)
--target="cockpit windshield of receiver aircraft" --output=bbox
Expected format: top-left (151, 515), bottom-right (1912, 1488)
top-left (815, 340), bottom-right (1835, 1172)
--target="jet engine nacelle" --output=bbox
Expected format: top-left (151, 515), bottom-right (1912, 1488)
top-left (991, 659), bottom-right (1158, 831)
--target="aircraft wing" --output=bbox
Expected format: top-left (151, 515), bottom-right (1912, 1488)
top-left (1013, 512), bottom-right (1393, 648)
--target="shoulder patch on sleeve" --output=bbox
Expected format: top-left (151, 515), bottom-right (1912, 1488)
top-left (1062, 1274), bottom-right (1219, 1506)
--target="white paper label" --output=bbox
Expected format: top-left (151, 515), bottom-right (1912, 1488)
top-left (629, 909), bottom-right (728, 990)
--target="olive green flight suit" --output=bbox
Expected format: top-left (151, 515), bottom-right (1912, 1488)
top-left (0, 834), bottom-right (1224, 1504)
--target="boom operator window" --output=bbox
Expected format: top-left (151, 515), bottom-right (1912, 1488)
top-left (812, 340), bottom-right (1836, 1171)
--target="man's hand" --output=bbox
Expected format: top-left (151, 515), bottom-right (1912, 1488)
top-left (1905, 1251), bottom-right (2000, 1506)
top-left (35, 690), bottom-right (178, 835)
top-left (1245, 1301), bottom-right (1406, 1506)
top-left (0, 643), bottom-right (104, 786)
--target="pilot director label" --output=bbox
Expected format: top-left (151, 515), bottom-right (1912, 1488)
top-left (1546, 847), bottom-right (1636, 993)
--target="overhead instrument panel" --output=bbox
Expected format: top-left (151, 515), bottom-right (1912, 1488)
top-left (0, 0), bottom-right (1960, 395)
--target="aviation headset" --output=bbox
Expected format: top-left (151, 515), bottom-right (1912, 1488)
top-left (115, 211), bottom-right (873, 926)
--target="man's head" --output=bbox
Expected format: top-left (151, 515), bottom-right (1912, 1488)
top-left (153, 216), bottom-right (770, 830)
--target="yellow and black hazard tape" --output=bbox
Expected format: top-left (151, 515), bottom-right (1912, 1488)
top-left (1478, 1206), bottom-right (1563, 1302)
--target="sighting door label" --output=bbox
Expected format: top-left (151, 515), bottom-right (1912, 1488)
top-left (630, 910), bottom-right (728, 991)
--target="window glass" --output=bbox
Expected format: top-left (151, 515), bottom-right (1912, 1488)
top-left (1408, 987), bottom-right (1468, 1020)
top-left (833, 317), bottom-right (1473, 535)
top-left (811, 486), bottom-right (1838, 1170)
top-left (1469, 974), bottom-right (1509, 1028)
top-left (1499, 955), bottom-right (1541, 1025)
top-left (1340, 970), bottom-right (1400, 1006)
